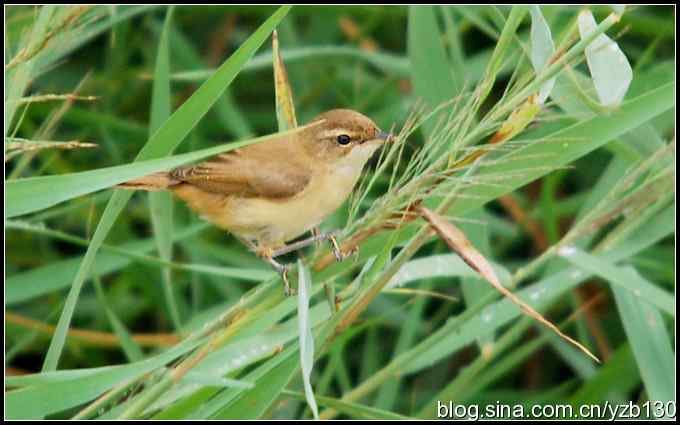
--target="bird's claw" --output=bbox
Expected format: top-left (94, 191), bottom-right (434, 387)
top-left (259, 252), bottom-right (296, 296)
top-left (328, 234), bottom-right (357, 262)
top-left (281, 267), bottom-right (296, 296)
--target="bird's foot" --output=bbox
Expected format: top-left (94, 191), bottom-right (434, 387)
top-left (327, 233), bottom-right (349, 262)
top-left (327, 232), bottom-right (357, 262)
top-left (257, 250), bottom-right (296, 296)
top-left (280, 266), bottom-right (295, 296)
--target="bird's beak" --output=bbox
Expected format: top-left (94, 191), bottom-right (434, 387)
top-left (361, 130), bottom-right (393, 146)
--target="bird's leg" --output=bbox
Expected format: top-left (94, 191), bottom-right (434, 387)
top-left (311, 228), bottom-right (339, 316)
top-left (233, 236), bottom-right (294, 296)
top-left (269, 230), bottom-right (352, 263)
top-left (262, 255), bottom-right (294, 296)
top-left (236, 231), bottom-right (353, 297)
top-left (270, 232), bottom-right (336, 258)
top-left (326, 233), bottom-right (347, 262)
top-left (311, 227), bottom-right (322, 246)
top-left (257, 246), bottom-right (294, 296)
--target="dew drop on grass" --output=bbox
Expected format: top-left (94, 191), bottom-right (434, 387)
top-left (529, 288), bottom-right (544, 301)
top-left (558, 245), bottom-right (577, 257)
top-left (482, 308), bottom-right (494, 323)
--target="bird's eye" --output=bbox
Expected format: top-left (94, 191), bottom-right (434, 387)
top-left (336, 134), bottom-right (351, 145)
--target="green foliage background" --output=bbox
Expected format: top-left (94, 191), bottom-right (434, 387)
top-left (4, 5), bottom-right (676, 420)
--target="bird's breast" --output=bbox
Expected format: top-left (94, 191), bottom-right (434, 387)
top-left (221, 163), bottom-right (364, 246)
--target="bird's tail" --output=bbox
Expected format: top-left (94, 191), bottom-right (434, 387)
top-left (115, 172), bottom-right (179, 192)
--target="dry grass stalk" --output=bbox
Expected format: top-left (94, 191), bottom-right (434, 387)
top-left (417, 205), bottom-right (600, 363)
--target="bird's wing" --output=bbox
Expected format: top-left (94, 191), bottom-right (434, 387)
top-left (171, 143), bottom-right (311, 199)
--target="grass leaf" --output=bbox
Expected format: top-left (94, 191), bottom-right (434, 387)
top-left (297, 260), bottom-right (319, 419)
top-left (92, 278), bottom-right (145, 362)
top-left (529, 5), bottom-right (556, 103)
top-left (5, 6), bottom-right (55, 136)
top-left (557, 247), bottom-right (674, 315)
top-left (5, 222), bottom-right (208, 305)
top-left (611, 280), bottom-right (674, 410)
top-left (148, 7), bottom-right (180, 330)
top-left (407, 6), bottom-right (457, 136)
top-left (5, 337), bottom-right (203, 419)
top-left (578, 10), bottom-right (632, 107)
top-left (272, 30), bottom-right (297, 131)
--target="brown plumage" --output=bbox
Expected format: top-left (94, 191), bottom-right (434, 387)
top-left (117, 108), bottom-right (388, 257)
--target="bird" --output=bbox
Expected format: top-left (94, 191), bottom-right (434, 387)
top-left (117, 108), bottom-right (391, 294)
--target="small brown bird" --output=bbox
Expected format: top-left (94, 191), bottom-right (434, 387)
top-left (118, 109), bottom-right (391, 294)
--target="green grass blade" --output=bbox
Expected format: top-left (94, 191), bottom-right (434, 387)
top-left (403, 207), bottom-right (674, 374)
top-left (387, 253), bottom-right (512, 289)
top-left (558, 247), bottom-right (674, 315)
top-left (407, 6), bottom-right (457, 136)
top-left (611, 277), bottom-right (675, 408)
top-left (568, 344), bottom-right (639, 408)
top-left (39, 191), bottom-right (130, 372)
top-left (171, 45), bottom-right (412, 81)
top-left (322, 57), bottom-right (674, 289)
top-left (578, 9), bottom-right (632, 107)
top-left (273, 30), bottom-right (298, 131)
top-left (160, 23), bottom-right (253, 139)
top-left (5, 6), bottom-right (55, 137)
top-left (457, 215), bottom-right (496, 356)
top-left (148, 7), bottom-right (180, 331)
top-left (210, 348), bottom-right (300, 419)
top-left (154, 301), bottom-right (332, 418)
top-left (5, 336), bottom-right (203, 419)
top-left (448, 82), bottom-right (674, 216)
top-left (6, 220), bottom-right (273, 295)
top-left (93, 278), bottom-right (145, 362)
top-left (374, 282), bottom-right (430, 410)
top-left (478, 6), bottom-right (528, 104)
top-left (6, 129), bottom-right (303, 219)
top-left (5, 222), bottom-right (208, 305)
top-left (417, 317), bottom-right (535, 417)
top-left (169, 45), bottom-right (508, 92)
top-left (33, 6), bottom-right (159, 75)
top-left (314, 197), bottom-right (671, 417)
top-left (440, 6), bottom-right (466, 92)
top-left (182, 374), bottom-right (254, 389)
top-left (529, 5), bottom-right (556, 102)
top-left (297, 260), bottom-right (319, 419)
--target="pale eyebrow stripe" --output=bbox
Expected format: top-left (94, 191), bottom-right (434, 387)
top-left (317, 128), bottom-right (356, 139)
